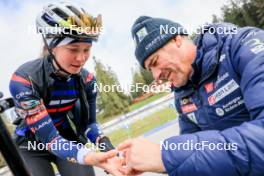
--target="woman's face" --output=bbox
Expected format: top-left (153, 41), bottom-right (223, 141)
top-left (52, 42), bottom-right (92, 74)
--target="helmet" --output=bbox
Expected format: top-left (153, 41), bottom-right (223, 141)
top-left (36, 1), bottom-right (102, 41)
top-left (36, 1), bottom-right (102, 78)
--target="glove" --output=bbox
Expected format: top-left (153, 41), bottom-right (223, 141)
top-left (98, 136), bottom-right (116, 175)
top-left (85, 123), bottom-right (103, 144)
top-left (98, 136), bottom-right (115, 152)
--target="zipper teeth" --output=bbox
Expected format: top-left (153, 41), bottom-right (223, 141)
top-left (198, 64), bottom-right (217, 85)
top-left (198, 42), bottom-right (221, 85)
top-left (196, 79), bottom-right (215, 128)
top-left (196, 53), bottom-right (220, 128)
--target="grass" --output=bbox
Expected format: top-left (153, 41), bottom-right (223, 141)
top-left (128, 92), bottom-right (168, 112)
top-left (97, 113), bottom-right (118, 124)
top-left (107, 107), bottom-right (178, 146)
top-left (97, 92), bottom-right (169, 124)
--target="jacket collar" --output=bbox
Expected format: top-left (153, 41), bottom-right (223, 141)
top-left (189, 24), bottom-right (231, 85)
top-left (173, 23), bottom-right (232, 91)
top-left (43, 55), bottom-right (82, 83)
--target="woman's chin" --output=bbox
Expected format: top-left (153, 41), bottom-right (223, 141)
top-left (68, 67), bottom-right (82, 74)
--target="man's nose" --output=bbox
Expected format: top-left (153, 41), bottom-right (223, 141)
top-left (151, 68), bottom-right (161, 81)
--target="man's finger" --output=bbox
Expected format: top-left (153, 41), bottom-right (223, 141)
top-left (118, 166), bottom-right (132, 175)
top-left (98, 150), bottom-right (118, 162)
top-left (118, 166), bottom-right (127, 175)
top-left (119, 166), bottom-right (143, 176)
top-left (117, 139), bottom-right (132, 151)
top-left (119, 155), bottom-right (126, 166)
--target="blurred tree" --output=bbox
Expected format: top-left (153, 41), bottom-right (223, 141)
top-left (139, 67), bottom-right (154, 85)
top-left (131, 70), bottom-right (146, 99)
top-left (94, 57), bottom-right (129, 118)
top-left (130, 63), bottom-right (155, 99)
top-left (212, 14), bottom-right (222, 23)
top-left (213, 0), bottom-right (264, 28)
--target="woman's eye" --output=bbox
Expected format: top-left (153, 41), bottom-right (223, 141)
top-left (84, 49), bottom-right (90, 53)
top-left (68, 48), bottom-right (78, 52)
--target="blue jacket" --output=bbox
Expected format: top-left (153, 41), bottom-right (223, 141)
top-left (9, 56), bottom-right (102, 164)
top-left (162, 23), bottom-right (264, 176)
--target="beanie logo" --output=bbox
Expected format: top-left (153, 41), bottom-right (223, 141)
top-left (136, 27), bottom-right (148, 43)
top-left (145, 34), bottom-right (166, 51)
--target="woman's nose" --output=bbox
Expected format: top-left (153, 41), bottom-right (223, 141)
top-left (76, 52), bottom-right (86, 62)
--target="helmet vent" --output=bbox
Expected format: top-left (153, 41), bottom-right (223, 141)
top-left (41, 13), bottom-right (57, 26)
top-left (67, 6), bottom-right (82, 19)
top-left (52, 8), bottom-right (68, 20)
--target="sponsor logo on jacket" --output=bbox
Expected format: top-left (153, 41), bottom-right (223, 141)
top-left (208, 79), bottom-right (239, 105)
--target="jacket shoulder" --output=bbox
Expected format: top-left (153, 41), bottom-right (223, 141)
top-left (80, 68), bottom-right (96, 83)
top-left (15, 58), bottom-right (45, 78)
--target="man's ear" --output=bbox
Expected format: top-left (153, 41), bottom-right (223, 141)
top-left (175, 35), bottom-right (183, 48)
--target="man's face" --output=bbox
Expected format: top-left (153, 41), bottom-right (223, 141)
top-left (144, 36), bottom-right (196, 87)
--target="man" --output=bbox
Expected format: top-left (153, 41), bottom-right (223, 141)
top-left (118, 16), bottom-right (264, 176)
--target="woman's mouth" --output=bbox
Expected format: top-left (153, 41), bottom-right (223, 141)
top-left (71, 64), bottom-right (82, 68)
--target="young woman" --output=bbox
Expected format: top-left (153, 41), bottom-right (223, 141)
top-left (9, 2), bottom-right (122, 176)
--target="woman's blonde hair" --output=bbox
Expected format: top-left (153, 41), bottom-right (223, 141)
top-left (41, 44), bottom-right (49, 58)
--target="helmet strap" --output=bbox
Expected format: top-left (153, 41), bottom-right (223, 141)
top-left (41, 34), bottom-right (73, 79)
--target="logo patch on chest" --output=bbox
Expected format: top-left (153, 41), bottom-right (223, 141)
top-left (180, 97), bottom-right (193, 105)
top-left (204, 82), bottom-right (214, 93)
top-left (215, 108), bottom-right (225, 116)
top-left (208, 79), bottom-right (239, 105)
top-left (181, 104), bottom-right (197, 113)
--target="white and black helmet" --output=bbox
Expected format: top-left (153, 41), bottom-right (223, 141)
top-left (36, 1), bottom-right (102, 41)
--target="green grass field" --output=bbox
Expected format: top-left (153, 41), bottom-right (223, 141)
top-left (128, 92), bottom-right (169, 112)
top-left (108, 107), bottom-right (178, 146)
top-left (97, 92), bottom-right (169, 124)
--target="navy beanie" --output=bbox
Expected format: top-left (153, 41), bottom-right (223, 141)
top-left (131, 16), bottom-right (188, 68)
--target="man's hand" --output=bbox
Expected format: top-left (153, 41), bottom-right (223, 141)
top-left (84, 150), bottom-right (125, 176)
top-left (117, 137), bottom-right (166, 175)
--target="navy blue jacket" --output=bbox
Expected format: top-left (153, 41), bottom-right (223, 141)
top-left (162, 23), bottom-right (264, 176)
top-left (9, 57), bottom-right (101, 164)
